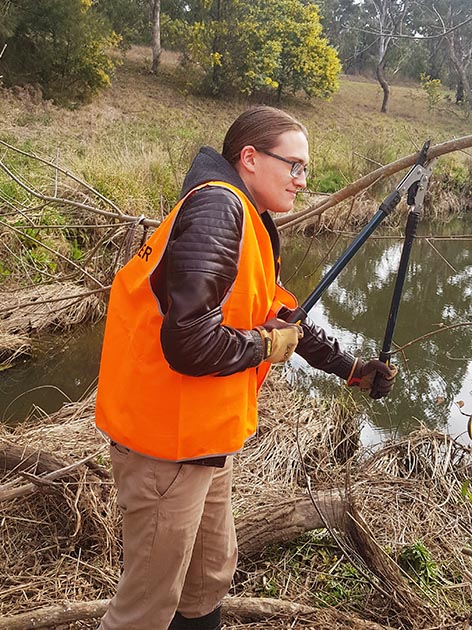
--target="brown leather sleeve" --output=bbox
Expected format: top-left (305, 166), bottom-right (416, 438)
top-left (155, 186), bottom-right (265, 376)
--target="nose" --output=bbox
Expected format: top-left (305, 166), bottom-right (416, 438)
top-left (293, 171), bottom-right (307, 188)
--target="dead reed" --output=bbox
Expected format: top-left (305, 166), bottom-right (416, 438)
top-left (0, 372), bottom-right (471, 629)
top-left (0, 283), bottom-right (107, 368)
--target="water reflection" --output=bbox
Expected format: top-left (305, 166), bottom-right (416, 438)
top-left (1, 221), bottom-right (470, 445)
top-left (0, 323), bottom-right (104, 423)
top-left (282, 221), bottom-right (472, 445)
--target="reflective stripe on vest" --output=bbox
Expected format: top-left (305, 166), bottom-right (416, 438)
top-left (95, 181), bottom-right (297, 461)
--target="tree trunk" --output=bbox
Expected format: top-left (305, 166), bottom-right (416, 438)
top-left (376, 61), bottom-right (390, 113)
top-left (462, 74), bottom-right (472, 108)
top-left (0, 443), bottom-right (69, 475)
top-left (0, 444), bottom-right (109, 502)
top-left (151, 0), bottom-right (161, 74)
top-left (237, 492), bottom-right (346, 556)
top-left (448, 50), bottom-right (472, 107)
top-left (0, 600), bottom-right (110, 630)
top-left (444, 6), bottom-right (472, 109)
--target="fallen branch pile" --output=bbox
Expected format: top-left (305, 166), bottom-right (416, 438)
top-left (1, 373), bottom-right (471, 629)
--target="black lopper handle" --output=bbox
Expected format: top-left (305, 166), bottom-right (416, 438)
top-left (369, 351), bottom-right (391, 400)
top-left (369, 210), bottom-right (421, 399)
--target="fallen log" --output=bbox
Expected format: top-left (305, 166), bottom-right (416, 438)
top-left (236, 491), bottom-right (344, 557)
top-left (0, 443), bottom-right (109, 502)
top-left (0, 596), bottom-right (396, 630)
top-left (0, 599), bottom-right (109, 630)
top-left (223, 596), bottom-right (394, 628)
top-left (0, 453), bottom-right (102, 502)
top-left (0, 442), bottom-right (109, 478)
top-left (0, 443), bottom-right (72, 475)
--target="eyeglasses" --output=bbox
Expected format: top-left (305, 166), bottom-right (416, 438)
top-left (257, 149), bottom-right (308, 179)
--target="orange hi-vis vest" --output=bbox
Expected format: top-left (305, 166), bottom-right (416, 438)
top-left (95, 181), bottom-right (297, 461)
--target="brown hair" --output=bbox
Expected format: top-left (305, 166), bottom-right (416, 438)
top-left (222, 106), bottom-right (308, 165)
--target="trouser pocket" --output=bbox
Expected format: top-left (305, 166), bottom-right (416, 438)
top-left (154, 460), bottom-right (184, 497)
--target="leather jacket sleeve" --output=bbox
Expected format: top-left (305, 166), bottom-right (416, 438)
top-left (157, 186), bottom-right (265, 377)
top-left (297, 319), bottom-right (355, 379)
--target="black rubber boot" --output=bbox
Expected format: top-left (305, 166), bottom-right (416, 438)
top-left (168, 605), bottom-right (221, 630)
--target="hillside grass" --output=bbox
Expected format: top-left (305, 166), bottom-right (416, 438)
top-left (1, 46), bottom-right (471, 221)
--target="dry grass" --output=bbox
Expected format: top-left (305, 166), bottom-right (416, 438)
top-left (1, 46), bottom-right (470, 220)
top-left (0, 283), bottom-right (106, 368)
top-left (0, 394), bottom-right (117, 621)
top-left (1, 283), bottom-right (105, 334)
top-left (0, 331), bottom-right (31, 368)
top-left (1, 370), bottom-right (471, 629)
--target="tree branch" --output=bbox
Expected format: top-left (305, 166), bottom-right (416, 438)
top-left (0, 451), bottom-right (103, 502)
top-left (390, 321), bottom-right (472, 356)
top-left (276, 135), bottom-right (472, 231)
top-left (341, 14), bottom-right (472, 40)
top-left (0, 596), bottom-right (392, 629)
top-left (0, 140), bottom-right (124, 215)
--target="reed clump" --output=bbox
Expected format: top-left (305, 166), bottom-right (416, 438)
top-left (0, 371), bottom-right (471, 629)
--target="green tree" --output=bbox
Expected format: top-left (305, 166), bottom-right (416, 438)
top-left (318, 0), bottom-right (472, 111)
top-left (95, 0), bottom-right (152, 47)
top-left (174, 0), bottom-right (341, 100)
top-left (0, 0), bottom-right (118, 103)
top-left (421, 0), bottom-right (472, 107)
top-left (317, 0), bottom-right (370, 75)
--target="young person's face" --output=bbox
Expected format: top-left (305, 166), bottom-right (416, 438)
top-left (237, 129), bottom-right (309, 214)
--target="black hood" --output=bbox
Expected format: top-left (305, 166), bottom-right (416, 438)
top-left (180, 146), bottom-right (256, 205)
top-left (179, 146), bottom-right (281, 262)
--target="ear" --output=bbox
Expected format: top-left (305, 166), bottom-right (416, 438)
top-left (239, 145), bottom-right (257, 174)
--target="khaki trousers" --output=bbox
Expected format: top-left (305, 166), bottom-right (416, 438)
top-left (100, 444), bottom-right (237, 630)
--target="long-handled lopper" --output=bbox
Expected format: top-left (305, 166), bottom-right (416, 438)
top-left (286, 140), bottom-right (437, 398)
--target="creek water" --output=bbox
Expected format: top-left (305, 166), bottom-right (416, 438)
top-left (281, 218), bottom-right (472, 446)
top-left (1, 219), bottom-right (471, 446)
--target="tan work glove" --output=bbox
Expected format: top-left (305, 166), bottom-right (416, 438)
top-left (347, 358), bottom-right (398, 399)
top-left (257, 318), bottom-right (304, 363)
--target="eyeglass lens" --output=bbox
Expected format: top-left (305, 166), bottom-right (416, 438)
top-left (290, 163), bottom-right (308, 178)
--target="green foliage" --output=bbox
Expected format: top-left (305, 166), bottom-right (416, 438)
top-left (397, 541), bottom-right (440, 588)
top-left (461, 480), bottom-right (472, 504)
top-left (258, 531), bottom-right (367, 607)
top-left (317, 0), bottom-right (366, 74)
top-left (26, 245), bottom-right (58, 277)
top-left (290, 531), bottom-right (365, 606)
top-left (436, 156), bottom-right (472, 195)
top-left (7, 208), bottom-right (86, 282)
top-left (0, 262), bottom-right (11, 279)
top-left (316, 560), bottom-right (362, 606)
top-left (173, 0), bottom-right (341, 99)
top-left (70, 239), bottom-right (83, 262)
top-left (161, 15), bottom-right (190, 52)
top-left (0, 178), bottom-right (29, 206)
top-left (314, 168), bottom-right (345, 193)
top-left (317, 0), bottom-right (472, 110)
top-left (0, 0), bottom-right (119, 104)
top-left (95, 0), bottom-right (152, 47)
top-left (420, 73), bottom-right (443, 110)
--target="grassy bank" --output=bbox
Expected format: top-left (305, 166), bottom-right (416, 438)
top-left (1, 47), bottom-right (471, 223)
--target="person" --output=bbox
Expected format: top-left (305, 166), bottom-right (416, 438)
top-left (95, 105), bottom-right (396, 630)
